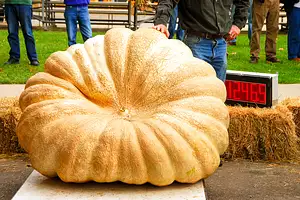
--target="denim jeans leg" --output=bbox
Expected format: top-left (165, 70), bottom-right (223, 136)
top-left (176, 23), bottom-right (185, 41)
top-left (78, 6), bottom-right (92, 42)
top-left (65, 6), bottom-right (78, 46)
top-left (212, 38), bottom-right (227, 81)
top-left (248, 0), bottom-right (253, 41)
top-left (18, 5), bottom-right (38, 61)
top-left (184, 35), bottom-right (227, 81)
top-left (287, 8), bottom-right (300, 59)
top-left (5, 5), bottom-right (20, 60)
top-left (168, 5), bottom-right (177, 39)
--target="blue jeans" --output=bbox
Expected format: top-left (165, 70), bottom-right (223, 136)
top-left (64, 5), bottom-right (92, 46)
top-left (168, 5), bottom-right (184, 41)
top-left (287, 7), bottom-right (300, 59)
top-left (248, 0), bottom-right (253, 41)
top-left (184, 34), bottom-right (227, 82)
top-left (5, 4), bottom-right (38, 61)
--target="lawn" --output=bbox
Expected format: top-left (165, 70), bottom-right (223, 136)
top-left (0, 30), bottom-right (104, 84)
top-left (227, 34), bottom-right (300, 83)
top-left (0, 30), bottom-right (299, 84)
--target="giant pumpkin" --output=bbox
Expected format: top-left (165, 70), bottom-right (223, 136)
top-left (17, 28), bottom-right (229, 186)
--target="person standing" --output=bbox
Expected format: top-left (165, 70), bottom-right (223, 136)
top-left (250, 0), bottom-right (280, 63)
top-left (4, 0), bottom-right (39, 66)
top-left (153, 0), bottom-right (249, 82)
top-left (228, 0), bottom-right (253, 46)
top-left (64, 0), bottom-right (92, 46)
top-left (248, 0), bottom-right (253, 42)
top-left (282, 0), bottom-right (300, 61)
top-left (168, 5), bottom-right (184, 41)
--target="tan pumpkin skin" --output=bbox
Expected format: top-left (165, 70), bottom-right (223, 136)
top-left (17, 28), bottom-right (229, 186)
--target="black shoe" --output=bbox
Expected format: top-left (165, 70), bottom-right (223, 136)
top-left (250, 57), bottom-right (259, 64)
top-left (219, 159), bottom-right (223, 167)
top-left (4, 58), bottom-right (20, 65)
top-left (266, 57), bottom-right (281, 63)
top-left (30, 60), bottom-right (40, 66)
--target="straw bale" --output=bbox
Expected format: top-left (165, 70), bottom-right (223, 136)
top-left (280, 97), bottom-right (300, 138)
top-left (0, 97), bottom-right (24, 154)
top-left (224, 105), bottom-right (300, 162)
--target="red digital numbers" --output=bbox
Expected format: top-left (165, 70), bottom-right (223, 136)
top-left (225, 80), bottom-right (266, 104)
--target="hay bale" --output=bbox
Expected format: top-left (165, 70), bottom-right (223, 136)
top-left (280, 97), bottom-right (300, 138)
top-left (224, 106), bottom-right (300, 162)
top-left (0, 97), bottom-right (24, 154)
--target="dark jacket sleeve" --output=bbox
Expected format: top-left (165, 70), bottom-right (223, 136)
top-left (154, 0), bottom-right (177, 26)
top-left (283, 0), bottom-right (300, 13)
top-left (232, 0), bottom-right (250, 29)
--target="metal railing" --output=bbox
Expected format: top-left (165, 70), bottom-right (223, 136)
top-left (32, 0), bottom-right (135, 29)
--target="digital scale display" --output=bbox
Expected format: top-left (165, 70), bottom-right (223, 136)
top-left (225, 70), bottom-right (278, 108)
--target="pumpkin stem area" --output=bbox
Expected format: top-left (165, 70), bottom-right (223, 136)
top-left (118, 107), bottom-right (131, 119)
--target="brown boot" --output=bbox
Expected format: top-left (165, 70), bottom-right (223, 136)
top-left (250, 56), bottom-right (259, 64)
top-left (266, 57), bottom-right (281, 63)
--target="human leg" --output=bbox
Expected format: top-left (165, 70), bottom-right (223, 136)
top-left (78, 6), bottom-right (92, 42)
top-left (248, 0), bottom-right (253, 42)
top-left (210, 38), bottom-right (227, 82)
top-left (4, 4), bottom-right (20, 61)
top-left (64, 6), bottom-right (78, 46)
top-left (287, 8), bottom-right (300, 60)
top-left (176, 23), bottom-right (185, 41)
top-left (18, 5), bottom-right (38, 62)
top-left (250, 0), bottom-right (266, 60)
top-left (168, 5), bottom-right (178, 39)
top-left (183, 34), bottom-right (227, 81)
top-left (265, 0), bottom-right (279, 60)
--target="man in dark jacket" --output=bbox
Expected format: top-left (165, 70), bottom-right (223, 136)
top-left (282, 0), bottom-right (300, 61)
top-left (64, 0), bottom-right (92, 46)
top-left (250, 0), bottom-right (280, 64)
top-left (153, 0), bottom-right (249, 82)
top-left (4, 0), bottom-right (39, 66)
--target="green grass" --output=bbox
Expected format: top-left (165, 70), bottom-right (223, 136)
top-left (227, 34), bottom-right (300, 83)
top-left (0, 30), bottom-right (104, 84)
top-left (0, 30), bottom-right (299, 84)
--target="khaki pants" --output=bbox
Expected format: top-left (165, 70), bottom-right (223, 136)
top-left (250, 0), bottom-right (279, 58)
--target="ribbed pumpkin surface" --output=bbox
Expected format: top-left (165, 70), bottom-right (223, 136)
top-left (17, 28), bottom-right (229, 186)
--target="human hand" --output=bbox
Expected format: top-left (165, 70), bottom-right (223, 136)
top-left (227, 25), bottom-right (241, 41)
top-left (152, 24), bottom-right (170, 38)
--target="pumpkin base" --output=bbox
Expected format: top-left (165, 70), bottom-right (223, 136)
top-left (13, 170), bottom-right (207, 199)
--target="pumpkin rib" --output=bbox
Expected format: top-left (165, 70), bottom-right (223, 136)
top-left (56, 115), bottom-right (114, 182)
top-left (179, 109), bottom-right (228, 153)
top-left (83, 37), bottom-right (108, 91)
top-left (25, 72), bottom-right (82, 96)
top-left (116, 120), bottom-right (149, 184)
top-left (153, 110), bottom-right (227, 154)
top-left (155, 96), bottom-right (229, 127)
top-left (143, 119), bottom-right (202, 183)
top-left (83, 40), bottom-right (120, 108)
top-left (132, 122), bottom-right (149, 184)
top-left (104, 28), bottom-right (133, 109)
top-left (68, 46), bottom-right (103, 98)
top-left (127, 41), bottom-right (214, 108)
top-left (140, 121), bottom-right (176, 182)
top-left (132, 76), bottom-right (224, 109)
top-left (133, 121), bottom-right (175, 186)
top-left (17, 99), bottom-right (106, 153)
top-left (45, 52), bottom-right (81, 87)
top-left (91, 119), bottom-right (125, 183)
top-left (44, 52), bottom-right (98, 104)
top-left (19, 83), bottom-right (86, 110)
top-left (150, 115), bottom-right (219, 178)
